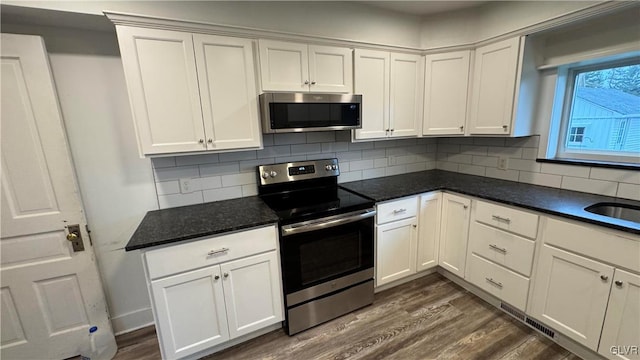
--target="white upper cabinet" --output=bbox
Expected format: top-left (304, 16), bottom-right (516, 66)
top-left (468, 36), bottom-right (538, 136)
top-left (116, 27), bottom-right (262, 156)
top-left (354, 49), bottom-right (422, 140)
top-left (422, 50), bottom-right (471, 136)
top-left (259, 40), bottom-right (353, 93)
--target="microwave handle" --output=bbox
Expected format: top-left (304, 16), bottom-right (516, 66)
top-left (281, 208), bottom-right (376, 236)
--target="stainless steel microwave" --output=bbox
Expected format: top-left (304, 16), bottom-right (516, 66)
top-left (259, 92), bottom-right (362, 133)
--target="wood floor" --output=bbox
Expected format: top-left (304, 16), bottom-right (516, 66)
top-left (113, 273), bottom-right (582, 360)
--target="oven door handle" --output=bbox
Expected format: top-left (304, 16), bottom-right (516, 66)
top-left (281, 208), bottom-right (376, 236)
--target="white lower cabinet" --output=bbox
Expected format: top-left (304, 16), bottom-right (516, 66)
top-left (417, 192), bottom-right (442, 271)
top-left (144, 225), bottom-right (283, 359)
top-left (438, 193), bottom-right (471, 278)
top-left (376, 217), bottom-right (417, 286)
top-left (599, 269), bottom-right (640, 360)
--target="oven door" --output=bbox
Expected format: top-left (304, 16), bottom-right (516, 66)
top-left (279, 208), bottom-right (375, 305)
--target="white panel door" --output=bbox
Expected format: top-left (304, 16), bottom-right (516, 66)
top-left (417, 192), bottom-right (441, 271)
top-left (220, 251), bottom-right (283, 338)
top-left (308, 45), bottom-right (353, 93)
top-left (438, 193), bottom-right (471, 278)
top-left (194, 34), bottom-right (262, 151)
top-left (599, 269), bottom-right (640, 360)
top-left (423, 50), bottom-right (471, 135)
top-left (151, 266), bottom-right (229, 359)
top-left (529, 244), bottom-right (614, 351)
top-left (116, 26), bottom-right (206, 155)
top-left (376, 217), bottom-right (417, 286)
top-left (468, 37), bottom-right (521, 135)
top-left (259, 39), bottom-right (309, 92)
top-left (354, 49), bottom-right (390, 140)
top-left (389, 53), bottom-right (422, 138)
top-left (0, 33), bottom-right (115, 359)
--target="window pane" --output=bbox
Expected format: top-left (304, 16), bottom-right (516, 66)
top-left (565, 64), bottom-right (640, 154)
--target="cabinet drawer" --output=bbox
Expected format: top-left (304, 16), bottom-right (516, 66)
top-left (377, 197), bottom-right (418, 224)
top-left (474, 200), bottom-right (538, 239)
top-left (469, 221), bottom-right (535, 276)
top-left (145, 225), bottom-right (278, 280)
top-left (466, 253), bottom-right (530, 311)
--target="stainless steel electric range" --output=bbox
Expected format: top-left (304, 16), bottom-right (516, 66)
top-left (257, 158), bottom-right (376, 335)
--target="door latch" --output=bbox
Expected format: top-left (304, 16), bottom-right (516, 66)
top-left (66, 224), bottom-right (85, 252)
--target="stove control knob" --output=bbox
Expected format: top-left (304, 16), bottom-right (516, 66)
top-left (269, 171), bottom-right (278, 178)
top-left (331, 164), bottom-right (338, 170)
top-left (261, 172), bottom-right (270, 179)
top-left (325, 165), bottom-right (332, 171)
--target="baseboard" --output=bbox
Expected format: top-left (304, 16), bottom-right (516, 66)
top-left (111, 307), bottom-right (155, 335)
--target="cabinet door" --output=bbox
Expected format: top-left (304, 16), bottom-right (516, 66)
top-left (115, 26), bottom-right (206, 155)
top-left (529, 244), bottom-right (614, 351)
top-left (376, 217), bottom-right (417, 286)
top-left (354, 49), bottom-right (390, 140)
top-left (151, 267), bottom-right (229, 359)
top-left (259, 40), bottom-right (309, 92)
top-left (599, 269), bottom-right (640, 360)
top-left (423, 51), bottom-right (470, 135)
top-left (220, 251), bottom-right (283, 339)
top-left (438, 193), bottom-right (471, 278)
top-left (308, 45), bottom-right (353, 93)
top-left (468, 37), bottom-right (521, 135)
top-left (417, 192), bottom-right (441, 271)
top-left (389, 53), bottom-right (422, 138)
top-left (194, 35), bottom-right (262, 151)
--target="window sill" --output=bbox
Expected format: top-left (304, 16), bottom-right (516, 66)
top-left (536, 158), bottom-right (640, 171)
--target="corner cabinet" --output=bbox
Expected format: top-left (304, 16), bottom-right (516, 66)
top-left (142, 225), bottom-right (283, 359)
top-left (258, 39), bottom-right (353, 93)
top-left (354, 49), bottom-right (423, 140)
top-left (115, 26), bottom-right (262, 156)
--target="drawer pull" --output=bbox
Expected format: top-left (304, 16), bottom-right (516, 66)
top-left (393, 208), bottom-right (407, 214)
top-left (491, 215), bottom-right (511, 224)
top-left (214, 275), bottom-right (220, 280)
top-left (600, 275), bottom-right (609, 281)
top-left (207, 248), bottom-right (229, 256)
top-left (486, 277), bottom-right (503, 288)
top-left (489, 244), bottom-right (507, 254)
top-left (615, 280), bottom-right (623, 287)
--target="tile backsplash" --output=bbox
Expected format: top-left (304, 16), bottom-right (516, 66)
top-left (152, 133), bottom-right (639, 209)
top-left (152, 131), bottom-right (437, 209)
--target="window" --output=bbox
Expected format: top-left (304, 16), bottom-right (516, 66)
top-left (553, 59), bottom-right (640, 165)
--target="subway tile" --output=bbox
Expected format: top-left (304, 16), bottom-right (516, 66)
top-left (485, 168), bottom-right (520, 182)
top-left (336, 151), bottom-right (362, 161)
top-left (522, 148), bottom-right (539, 160)
top-left (425, 160), bottom-right (437, 169)
top-left (418, 153), bottom-right (437, 163)
top-left (362, 168), bottom-right (386, 179)
top-left (221, 172), bottom-right (256, 187)
top-left (218, 150), bottom-right (257, 163)
top-left (374, 140), bottom-right (398, 149)
top-left (408, 145), bottom-right (428, 154)
top-left (339, 162), bottom-right (350, 172)
top-left (540, 163), bottom-right (590, 178)
top-left (257, 145), bottom-right (290, 159)
top-left (337, 171), bottom-right (363, 183)
top-left (306, 132), bottom-right (335, 143)
top-left (306, 152), bottom-right (335, 160)
top-left (561, 176), bottom-right (617, 197)
top-left (508, 158), bottom-right (541, 172)
top-left (458, 164), bottom-right (486, 177)
top-left (427, 144), bottom-right (438, 153)
top-left (447, 154), bottom-right (473, 164)
top-left (158, 191), bottom-right (203, 209)
top-left (487, 146), bottom-right (523, 158)
top-left (396, 155), bottom-right (418, 165)
top-left (275, 155), bottom-right (307, 163)
top-left (505, 136), bottom-right (540, 148)
top-left (322, 142), bottom-right (349, 153)
top-left (438, 137), bottom-right (474, 145)
top-left (262, 134), bottom-right (274, 146)
top-left (274, 133), bottom-right (306, 145)
top-left (590, 168), bottom-right (640, 185)
top-left (397, 138), bottom-right (417, 146)
top-left (348, 142), bottom-right (374, 151)
top-left (617, 183), bottom-right (640, 201)
top-left (152, 157), bottom-right (177, 168)
top-left (386, 147), bottom-right (409, 156)
top-left (199, 162), bottom-right (240, 177)
top-left (437, 144), bottom-right (460, 154)
top-left (203, 186), bottom-right (243, 202)
top-left (519, 171), bottom-right (562, 188)
top-left (472, 155), bottom-right (498, 168)
top-left (155, 180), bottom-right (180, 195)
top-left (460, 145), bottom-right (488, 156)
top-left (291, 143), bottom-right (322, 155)
top-left (436, 161), bottom-right (459, 172)
top-left (335, 131), bottom-right (352, 142)
top-left (406, 162), bottom-right (428, 172)
top-left (362, 149), bottom-right (386, 159)
top-left (242, 184), bottom-right (258, 197)
top-left (175, 153), bottom-right (218, 166)
top-left (374, 158), bottom-right (388, 168)
top-left (350, 159), bottom-right (374, 171)
top-left (436, 153), bottom-right (449, 161)
top-left (199, 176), bottom-right (222, 190)
top-left (154, 166), bottom-right (199, 181)
top-left (473, 137), bottom-right (505, 146)
top-left (239, 159), bottom-right (272, 173)
top-left (386, 165), bottom-right (407, 176)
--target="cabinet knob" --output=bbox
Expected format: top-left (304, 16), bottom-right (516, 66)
top-left (615, 280), bottom-right (623, 287)
top-left (207, 138), bottom-right (213, 144)
top-left (199, 139), bottom-right (204, 144)
top-left (600, 275), bottom-right (609, 281)
top-left (214, 275), bottom-right (220, 280)
top-left (390, 129), bottom-right (394, 132)
top-left (223, 272), bottom-right (229, 278)
top-left (412, 224), bottom-right (417, 228)
top-left (459, 125), bottom-right (464, 131)
top-left (304, 80), bottom-right (310, 85)
top-left (463, 205), bottom-right (468, 209)
top-left (502, 125), bottom-right (508, 131)
top-left (311, 81), bottom-right (316, 85)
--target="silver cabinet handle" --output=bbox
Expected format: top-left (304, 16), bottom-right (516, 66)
top-left (502, 125), bottom-right (508, 131)
top-left (600, 275), bottom-right (609, 281)
top-left (615, 280), bottom-right (623, 287)
top-left (207, 138), bottom-right (213, 143)
top-left (199, 139), bottom-right (204, 144)
top-left (489, 244), bottom-right (507, 254)
top-left (393, 208), bottom-right (407, 214)
top-left (214, 275), bottom-right (220, 280)
top-left (486, 277), bottom-right (503, 288)
top-left (207, 248), bottom-right (229, 256)
top-left (304, 80), bottom-right (310, 85)
top-left (491, 215), bottom-right (511, 223)
top-left (223, 272), bottom-right (229, 278)
top-left (311, 81), bottom-right (316, 85)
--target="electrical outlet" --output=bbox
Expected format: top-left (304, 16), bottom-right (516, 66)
top-left (497, 157), bottom-right (509, 170)
top-left (179, 178), bottom-right (193, 194)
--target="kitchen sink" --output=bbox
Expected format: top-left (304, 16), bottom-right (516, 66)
top-left (584, 203), bottom-right (640, 223)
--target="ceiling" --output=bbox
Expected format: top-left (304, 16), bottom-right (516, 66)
top-left (357, 1), bottom-right (486, 16)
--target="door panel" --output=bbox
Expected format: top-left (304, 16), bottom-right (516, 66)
top-left (376, 217), bottom-right (417, 286)
top-left (259, 40), bottom-right (309, 92)
top-left (389, 53), bottom-right (422, 138)
top-left (417, 192), bottom-right (441, 271)
top-left (309, 45), bottom-right (353, 93)
top-left (599, 269), bottom-right (640, 360)
top-left (354, 49), bottom-right (390, 140)
top-left (438, 193), bottom-right (471, 277)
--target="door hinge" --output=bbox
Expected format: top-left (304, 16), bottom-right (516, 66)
top-left (85, 224), bottom-right (93, 246)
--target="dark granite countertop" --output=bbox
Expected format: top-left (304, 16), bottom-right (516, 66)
top-left (340, 170), bottom-right (640, 235)
top-left (125, 196), bottom-right (279, 251)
